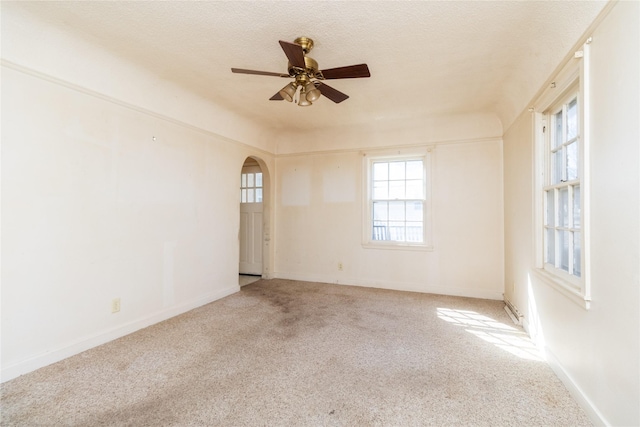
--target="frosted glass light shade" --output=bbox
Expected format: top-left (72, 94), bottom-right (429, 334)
top-left (298, 87), bottom-right (312, 106)
top-left (304, 82), bottom-right (321, 102)
top-left (279, 82), bottom-right (297, 102)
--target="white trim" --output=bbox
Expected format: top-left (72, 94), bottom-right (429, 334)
top-left (273, 272), bottom-right (504, 301)
top-left (544, 347), bottom-right (609, 426)
top-left (1, 285), bottom-right (239, 383)
top-left (504, 0), bottom-right (616, 134)
top-left (276, 137), bottom-right (500, 158)
top-left (361, 149), bottom-right (434, 249)
top-left (531, 268), bottom-right (590, 309)
top-left (360, 243), bottom-right (435, 252)
top-left (535, 66), bottom-right (580, 113)
top-left (1, 60), bottom-right (273, 158)
top-left (580, 40), bottom-right (592, 303)
top-left (532, 50), bottom-right (590, 309)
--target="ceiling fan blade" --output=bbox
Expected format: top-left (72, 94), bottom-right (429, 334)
top-left (269, 92), bottom-right (284, 101)
top-left (279, 40), bottom-right (306, 69)
top-left (320, 64), bottom-right (371, 79)
top-left (317, 82), bottom-right (349, 103)
top-left (231, 68), bottom-right (289, 77)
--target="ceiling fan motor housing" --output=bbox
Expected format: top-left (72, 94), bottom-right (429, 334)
top-left (287, 56), bottom-right (323, 80)
top-left (231, 35), bottom-right (369, 104)
top-left (294, 36), bottom-right (314, 53)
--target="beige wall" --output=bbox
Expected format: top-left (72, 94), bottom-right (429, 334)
top-left (274, 119), bottom-right (504, 299)
top-left (3, 3), bottom-right (639, 425)
top-left (1, 6), bottom-right (276, 380)
top-left (503, 2), bottom-right (639, 425)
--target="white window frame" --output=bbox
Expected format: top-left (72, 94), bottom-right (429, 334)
top-left (362, 149), bottom-right (433, 251)
top-left (240, 167), bottom-right (263, 204)
top-left (533, 42), bottom-right (591, 309)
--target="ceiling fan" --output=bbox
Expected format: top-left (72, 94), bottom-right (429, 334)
top-left (231, 37), bottom-right (370, 106)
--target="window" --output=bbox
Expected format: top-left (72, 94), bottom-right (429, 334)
top-left (533, 43), bottom-right (591, 308)
top-left (544, 91), bottom-right (582, 279)
top-left (363, 151), bottom-right (432, 249)
top-left (240, 171), bottom-right (262, 203)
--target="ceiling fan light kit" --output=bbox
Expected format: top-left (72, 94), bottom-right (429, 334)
top-left (231, 37), bottom-right (370, 106)
top-left (279, 82), bottom-right (297, 102)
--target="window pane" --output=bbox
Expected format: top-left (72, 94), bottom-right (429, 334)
top-left (567, 142), bottom-right (578, 181)
top-left (389, 180), bottom-right (405, 199)
top-left (241, 174), bottom-right (247, 188)
top-left (247, 188), bottom-right (254, 203)
top-left (388, 221), bottom-right (405, 241)
top-left (553, 150), bottom-right (563, 184)
top-left (256, 188), bottom-right (263, 203)
top-left (554, 111), bottom-right (563, 148)
top-left (545, 190), bottom-right (555, 227)
top-left (373, 162), bottom-right (388, 181)
top-left (560, 231), bottom-right (569, 272)
top-left (370, 157), bottom-right (426, 245)
top-left (567, 98), bottom-right (578, 140)
top-left (388, 201), bottom-right (405, 221)
top-left (573, 232), bottom-right (581, 277)
top-left (406, 160), bottom-right (423, 179)
top-left (573, 185), bottom-right (581, 228)
top-left (406, 201), bottom-right (423, 221)
top-left (373, 223), bottom-right (388, 240)
top-left (546, 228), bottom-right (555, 265)
top-left (389, 162), bottom-right (405, 180)
top-left (241, 189), bottom-right (247, 203)
top-left (256, 173), bottom-right (263, 188)
top-left (373, 181), bottom-right (389, 200)
top-left (373, 201), bottom-right (388, 221)
top-left (406, 180), bottom-right (423, 199)
top-left (560, 188), bottom-right (569, 228)
top-left (406, 223), bottom-right (423, 242)
top-left (247, 173), bottom-right (254, 188)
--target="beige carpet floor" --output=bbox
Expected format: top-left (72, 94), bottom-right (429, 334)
top-left (1, 279), bottom-right (591, 426)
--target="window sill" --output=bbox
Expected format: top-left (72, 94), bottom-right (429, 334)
top-left (531, 268), bottom-right (591, 310)
top-left (362, 242), bottom-right (434, 252)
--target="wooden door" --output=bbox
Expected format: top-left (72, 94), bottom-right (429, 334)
top-left (239, 166), bottom-right (263, 275)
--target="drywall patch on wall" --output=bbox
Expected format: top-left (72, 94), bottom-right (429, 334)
top-left (323, 163), bottom-right (356, 204)
top-left (280, 167), bottom-right (311, 207)
top-left (274, 139), bottom-right (504, 300)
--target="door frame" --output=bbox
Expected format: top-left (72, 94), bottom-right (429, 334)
top-left (238, 155), bottom-right (272, 279)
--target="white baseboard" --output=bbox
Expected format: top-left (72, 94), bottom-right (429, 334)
top-left (1, 285), bottom-right (239, 383)
top-left (544, 347), bottom-right (609, 427)
top-left (272, 272), bottom-right (504, 300)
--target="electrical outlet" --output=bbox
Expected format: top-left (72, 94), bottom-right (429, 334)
top-left (111, 298), bottom-right (121, 313)
top-left (338, 262), bottom-right (344, 271)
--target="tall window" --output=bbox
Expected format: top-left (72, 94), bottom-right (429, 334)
top-left (534, 43), bottom-right (590, 308)
top-left (543, 89), bottom-right (582, 280)
top-left (364, 152), bottom-right (432, 249)
top-left (241, 171), bottom-right (262, 203)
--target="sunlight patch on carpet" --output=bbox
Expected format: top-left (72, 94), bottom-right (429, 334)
top-left (437, 308), bottom-right (543, 362)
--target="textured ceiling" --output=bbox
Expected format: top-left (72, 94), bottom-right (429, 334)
top-left (11, 1), bottom-right (608, 132)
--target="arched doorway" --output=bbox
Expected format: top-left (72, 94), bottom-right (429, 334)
top-left (239, 157), bottom-right (268, 286)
